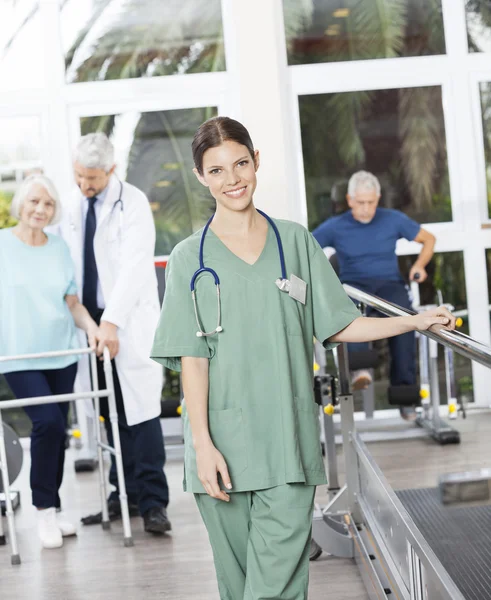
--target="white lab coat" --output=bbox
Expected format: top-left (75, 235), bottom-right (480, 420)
top-left (60, 174), bottom-right (163, 426)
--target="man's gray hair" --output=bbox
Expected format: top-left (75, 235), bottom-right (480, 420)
top-left (10, 174), bottom-right (62, 225)
top-left (74, 132), bottom-right (115, 172)
top-left (347, 171), bottom-right (381, 197)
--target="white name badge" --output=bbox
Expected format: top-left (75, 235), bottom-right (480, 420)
top-left (289, 274), bottom-right (307, 305)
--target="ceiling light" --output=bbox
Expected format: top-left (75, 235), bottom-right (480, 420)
top-left (333, 8), bottom-right (350, 18)
top-left (325, 25), bottom-right (341, 36)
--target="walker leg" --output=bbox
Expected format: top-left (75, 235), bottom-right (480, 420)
top-left (0, 491), bottom-right (5, 545)
top-left (91, 353), bottom-right (110, 530)
top-left (103, 352), bottom-right (133, 547)
top-left (0, 413), bottom-right (21, 565)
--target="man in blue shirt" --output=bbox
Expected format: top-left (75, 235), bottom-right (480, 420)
top-left (313, 171), bottom-right (436, 419)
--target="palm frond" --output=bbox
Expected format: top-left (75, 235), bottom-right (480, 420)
top-left (352, 0), bottom-right (407, 59)
top-left (64, 0), bottom-right (224, 83)
top-left (399, 86), bottom-right (444, 210)
top-left (324, 90), bottom-right (373, 166)
top-left (282, 0), bottom-right (314, 44)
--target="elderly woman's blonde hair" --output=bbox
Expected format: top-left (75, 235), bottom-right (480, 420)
top-left (10, 174), bottom-right (62, 225)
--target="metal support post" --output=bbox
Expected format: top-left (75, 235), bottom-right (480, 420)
top-left (91, 352), bottom-right (110, 530)
top-left (429, 338), bottom-right (441, 432)
top-left (335, 343), bottom-right (361, 523)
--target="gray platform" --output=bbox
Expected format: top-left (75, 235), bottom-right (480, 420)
top-left (397, 487), bottom-right (491, 600)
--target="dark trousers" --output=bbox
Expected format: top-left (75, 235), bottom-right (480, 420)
top-left (5, 363), bottom-right (77, 508)
top-left (94, 348), bottom-right (169, 516)
top-left (345, 279), bottom-right (416, 386)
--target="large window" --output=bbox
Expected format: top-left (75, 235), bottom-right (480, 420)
top-left (80, 106), bottom-right (217, 255)
top-left (283, 0), bottom-right (445, 65)
top-left (61, 0), bottom-right (226, 83)
top-left (300, 86), bottom-right (451, 230)
top-left (0, 0), bottom-right (45, 91)
top-left (466, 0), bottom-right (491, 53)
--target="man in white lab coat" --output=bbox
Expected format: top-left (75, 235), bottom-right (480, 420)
top-left (61, 133), bottom-right (171, 534)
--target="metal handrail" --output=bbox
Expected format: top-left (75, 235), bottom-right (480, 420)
top-left (343, 284), bottom-right (491, 369)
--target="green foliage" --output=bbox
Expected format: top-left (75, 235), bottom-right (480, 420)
top-left (466, 0), bottom-right (491, 52)
top-left (458, 375), bottom-right (473, 395)
top-left (0, 191), bottom-right (17, 229)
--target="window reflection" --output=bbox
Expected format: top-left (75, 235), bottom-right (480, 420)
top-left (300, 86), bottom-right (451, 230)
top-left (283, 0), bottom-right (445, 65)
top-left (466, 0), bottom-right (491, 53)
top-left (80, 107), bottom-right (217, 255)
top-left (62, 0), bottom-right (225, 83)
top-left (0, 116), bottom-right (43, 228)
top-left (479, 83), bottom-right (491, 219)
top-left (0, 0), bottom-right (45, 91)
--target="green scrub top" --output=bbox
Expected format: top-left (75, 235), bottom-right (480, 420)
top-left (151, 218), bottom-right (360, 493)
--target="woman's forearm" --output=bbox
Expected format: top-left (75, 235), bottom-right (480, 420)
top-left (330, 316), bottom-right (416, 343)
top-left (68, 300), bottom-right (97, 333)
top-left (181, 357), bottom-right (212, 450)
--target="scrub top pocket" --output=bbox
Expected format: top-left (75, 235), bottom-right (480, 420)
top-left (279, 292), bottom-right (306, 337)
top-left (208, 408), bottom-right (248, 479)
top-left (294, 398), bottom-right (323, 473)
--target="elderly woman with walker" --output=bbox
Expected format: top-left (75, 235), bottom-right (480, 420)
top-left (0, 174), bottom-right (101, 549)
top-left (151, 117), bottom-right (456, 599)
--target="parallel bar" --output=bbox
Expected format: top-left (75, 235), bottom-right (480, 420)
top-left (344, 284), bottom-right (491, 368)
top-left (0, 348), bottom-right (92, 361)
top-left (0, 390), bottom-right (110, 410)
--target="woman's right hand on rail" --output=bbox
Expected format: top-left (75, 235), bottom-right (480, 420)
top-left (87, 324), bottom-right (100, 352)
top-left (196, 441), bottom-right (232, 502)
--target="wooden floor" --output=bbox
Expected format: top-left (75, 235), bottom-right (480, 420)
top-left (1, 411), bottom-right (490, 599)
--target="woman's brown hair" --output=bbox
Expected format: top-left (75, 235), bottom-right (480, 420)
top-left (192, 116), bottom-right (255, 175)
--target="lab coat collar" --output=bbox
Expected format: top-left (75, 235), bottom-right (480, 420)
top-left (98, 174), bottom-right (122, 227)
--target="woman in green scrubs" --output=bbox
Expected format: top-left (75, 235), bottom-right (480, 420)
top-left (151, 117), bottom-right (455, 600)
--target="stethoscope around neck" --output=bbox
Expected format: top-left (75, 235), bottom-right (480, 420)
top-left (70, 180), bottom-right (124, 233)
top-left (190, 209), bottom-right (288, 337)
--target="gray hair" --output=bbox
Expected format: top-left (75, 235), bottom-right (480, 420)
top-left (74, 132), bottom-right (114, 171)
top-left (10, 174), bottom-right (62, 225)
top-left (347, 171), bottom-right (381, 197)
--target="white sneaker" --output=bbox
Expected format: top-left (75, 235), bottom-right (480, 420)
top-left (56, 515), bottom-right (77, 537)
top-left (351, 370), bottom-right (373, 391)
top-left (38, 507), bottom-right (63, 549)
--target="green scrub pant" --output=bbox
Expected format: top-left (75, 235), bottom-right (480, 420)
top-left (195, 483), bottom-right (316, 600)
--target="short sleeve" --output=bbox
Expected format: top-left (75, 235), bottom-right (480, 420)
top-left (61, 238), bottom-right (77, 296)
top-left (396, 211), bottom-right (420, 241)
top-left (310, 241), bottom-right (360, 350)
top-left (312, 218), bottom-right (335, 249)
top-left (150, 249), bottom-right (211, 372)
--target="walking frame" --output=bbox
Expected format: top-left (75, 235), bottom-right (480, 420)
top-left (0, 347), bottom-right (133, 565)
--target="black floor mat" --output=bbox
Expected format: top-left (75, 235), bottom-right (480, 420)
top-left (397, 487), bottom-right (491, 600)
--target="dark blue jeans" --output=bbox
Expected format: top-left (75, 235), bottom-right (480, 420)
top-left (345, 279), bottom-right (416, 386)
top-left (95, 356), bottom-right (169, 516)
top-left (5, 363), bottom-right (77, 508)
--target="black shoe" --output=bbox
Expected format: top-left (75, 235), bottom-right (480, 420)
top-left (81, 498), bottom-right (139, 525)
top-left (143, 506), bottom-right (172, 535)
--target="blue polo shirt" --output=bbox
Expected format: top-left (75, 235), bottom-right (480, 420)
top-left (312, 208), bottom-right (420, 282)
